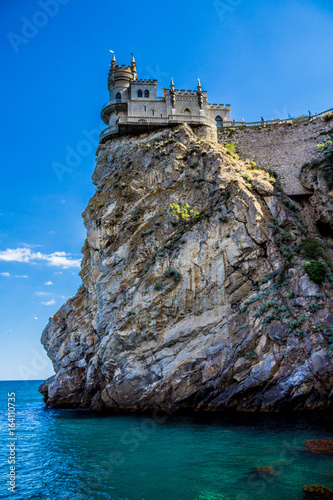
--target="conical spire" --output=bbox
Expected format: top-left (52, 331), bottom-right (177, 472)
top-left (130, 53), bottom-right (137, 81)
top-left (110, 50), bottom-right (116, 68)
top-left (197, 78), bottom-right (202, 90)
top-left (170, 78), bottom-right (175, 90)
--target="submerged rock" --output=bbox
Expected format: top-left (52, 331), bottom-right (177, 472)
top-left (305, 440), bottom-right (333, 454)
top-left (303, 485), bottom-right (333, 499)
top-left (253, 466), bottom-right (278, 476)
top-left (39, 125), bottom-right (333, 412)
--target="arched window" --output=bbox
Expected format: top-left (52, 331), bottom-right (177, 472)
top-left (152, 109), bottom-right (155, 116)
top-left (116, 92), bottom-right (121, 103)
top-left (138, 90), bottom-right (143, 98)
top-left (184, 108), bottom-right (191, 114)
top-left (215, 115), bottom-right (223, 127)
top-left (144, 90), bottom-right (150, 98)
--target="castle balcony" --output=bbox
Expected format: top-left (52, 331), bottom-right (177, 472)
top-left (101, 100), bottom-right (128, 125)
top-left (100, 114), bottom-right (216, 143)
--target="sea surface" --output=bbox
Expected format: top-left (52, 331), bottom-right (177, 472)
top-left (0, 381), bottom-right (332, 500)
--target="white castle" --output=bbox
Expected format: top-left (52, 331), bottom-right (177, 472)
top-left (100, 54), bottom-right (231, 143)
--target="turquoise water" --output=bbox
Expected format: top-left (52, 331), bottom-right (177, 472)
top-left (0, 381), bottom-right (332, 500)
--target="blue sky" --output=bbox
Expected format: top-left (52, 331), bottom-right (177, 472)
top-left (1, 0), bottom-right (333, 380)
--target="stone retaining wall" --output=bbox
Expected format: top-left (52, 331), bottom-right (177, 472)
top-left (217, 118), bottom-right (333, 195)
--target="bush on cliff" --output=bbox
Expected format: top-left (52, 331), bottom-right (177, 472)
top-left (303, 261), bottom-right (327, 284)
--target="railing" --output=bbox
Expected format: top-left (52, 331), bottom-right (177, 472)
top-left (101, 99), bottom-right (128, 109)
top-left (169, 114), bottom-right (216, 126)
top-left (100, 126), bottom-right (118, 141)
top-left (119, 116), bottom-right (168, 124)
top-left (220, 107), bottom-right (333, 129)
top-left (100, 114), bottom-right (217, 141)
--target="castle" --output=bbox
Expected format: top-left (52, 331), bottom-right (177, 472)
top-left (100, 54), bottom-right (231, 143)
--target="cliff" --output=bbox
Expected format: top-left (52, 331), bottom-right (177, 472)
top-left (39, 124), bottom-right (333, 412)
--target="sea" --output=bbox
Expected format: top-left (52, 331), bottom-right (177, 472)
top-left (0, 380), bottom-right (332, 500)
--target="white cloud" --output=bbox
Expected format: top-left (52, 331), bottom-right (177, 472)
top-left (34, 317), bottom-right (38, 320)
top-left (15, 275), bottom-right (28, 278)
top-left (19, 243), bottom-right (44, 248)
top-left (0, 272), bottom-right (10, 277)
top-left (0, 248), bottom-right (81, 269)
top-left (35, 291), bottom-right (53, 296)
top-left (45, 280), bottom-right (54, 286)
top-left (42, 299), bottom-right (56, 306)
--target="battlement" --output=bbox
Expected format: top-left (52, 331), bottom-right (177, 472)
top-left (208, 104), bottom-right (231, 109)
top-left (164, 89), bottom-right (208, 97)
top-left (133, 79), bottom-right (157, 84)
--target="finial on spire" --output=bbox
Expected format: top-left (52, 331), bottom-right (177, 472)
top-left (130, 53), bottom-right (136, 65)
top-left (197, 78), bottom-right (202, 90)
top-left (170, 78), bottom-right (175, 90)
top-left (110, 50), bottom-right (116, 67)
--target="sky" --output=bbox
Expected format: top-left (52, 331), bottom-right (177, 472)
top-left (1, 0), bottom-right (333, 380)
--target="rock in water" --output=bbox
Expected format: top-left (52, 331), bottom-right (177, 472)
top-left (39, 125), bottom-right (333, 412)
top-left (305, 440), bottom-right (333, 454)
top-left (303, 485), bottom-right (333, 499)
top-left (253, 466), bottom-right (278, 476)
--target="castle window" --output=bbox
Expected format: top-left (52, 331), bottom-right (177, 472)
top-left (138, 90), bottom-right (143, 98)
top-left (152, 109), bottom-right (155, 116)
top-left (116, 92), bottom-right (121, 103)
top-left (144, 90), bottom-right (150, 98)
top-left (215, 115), bottom-right (223, 127)
top-left (184, 108), bottom-right (191, 114)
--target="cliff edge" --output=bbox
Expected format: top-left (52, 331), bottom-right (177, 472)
top-left (39, 124), bottom-right (333, 412)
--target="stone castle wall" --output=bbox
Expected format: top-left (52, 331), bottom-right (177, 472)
top-left (217, 118), bottom-right (333, 196)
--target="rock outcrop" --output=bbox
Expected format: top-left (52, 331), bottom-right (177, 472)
top-left (39, 124), bottom-right (333, 412)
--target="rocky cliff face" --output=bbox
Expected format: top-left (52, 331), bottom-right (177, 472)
top-left (39, 125), bottom-right (333, 412)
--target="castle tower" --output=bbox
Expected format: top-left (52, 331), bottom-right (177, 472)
top-left (107, 53), bottom-right (134, 102)
top-left (102, 52), bottom-right (137, 128)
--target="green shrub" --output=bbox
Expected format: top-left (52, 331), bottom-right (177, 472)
top-left (164, 268), bottom-right (182, 282)
top-left (141, 228), bottom-right (155, 237)
top-left (244, 350), bottom-right (256, 360)
top-left (283, 199), bottom-right (297, 212)
top-left (169, 203), bottom-right (200, 222)
top-left (241, 172), bottom-right (254, 181)
top-left (303, 261), bottom-right (327, 284)
top-left (154, 281), bottom-right (162, 291)
top-left (315, 140), bottom-right (332, 150)
top-left (224, 143), bottom-right (239, 159)
top-left (300, 238), bottom-right (324, 258)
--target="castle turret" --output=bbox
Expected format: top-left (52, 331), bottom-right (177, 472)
top-left (102, 53), bottom-right (138, 127)
top-left (170, 78), bottom-right (176, 109)
top-left (131, 54), bottom-right (137, 81)
top-left (197, 78), bottom-right (203, 110)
